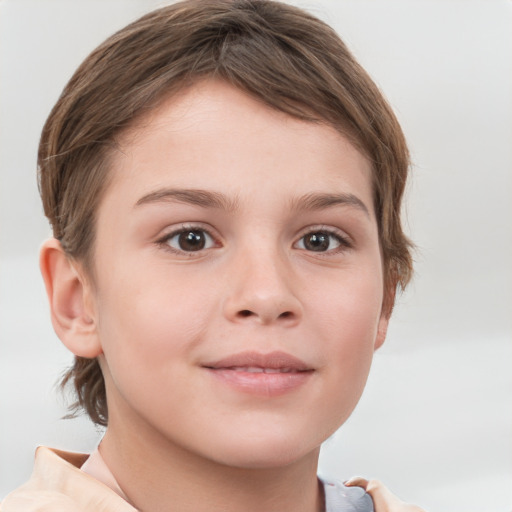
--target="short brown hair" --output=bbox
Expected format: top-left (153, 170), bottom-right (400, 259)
top-left (39, 0), bottom-right (413, 426)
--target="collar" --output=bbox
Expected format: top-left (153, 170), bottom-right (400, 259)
top-left (80, 446), bottom-right (129, 501)
top-left (1, 446), bottom-right (137, 512)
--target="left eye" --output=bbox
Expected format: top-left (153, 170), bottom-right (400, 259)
top-left (165, 229), bottom-right (215, 252)
top-left (296, 231), bottom-right (345, 252)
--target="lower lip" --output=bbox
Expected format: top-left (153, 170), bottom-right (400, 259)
top-left (205, 368), bottom-right (313, 397)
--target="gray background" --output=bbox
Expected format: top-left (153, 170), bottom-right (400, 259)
top-left (1, 1), bottom-right (511, 510)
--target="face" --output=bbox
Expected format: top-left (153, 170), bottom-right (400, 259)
top-left (90, 80), bottom-right (388, 468)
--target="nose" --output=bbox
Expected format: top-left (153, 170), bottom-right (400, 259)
top-left (222, 245), bottom-right (303, 326)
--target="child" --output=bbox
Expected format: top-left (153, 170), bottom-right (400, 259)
top-left (1, 1), bottom-right (423, 510)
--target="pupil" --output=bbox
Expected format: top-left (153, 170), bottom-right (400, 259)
top-left (179, 231), bottom-right (205, 251)
top-left (305, 232), bottom-right (329, 251)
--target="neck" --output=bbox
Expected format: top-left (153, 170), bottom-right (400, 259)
top-left (100, 418), bottom-right (324, 512)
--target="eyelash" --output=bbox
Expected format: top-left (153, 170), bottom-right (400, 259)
top-left (156, 224), bottom-right (218, 255)
top-left (295, 226), bottom-right (352, 254)
top-left (155, 224), bottom-right (352, 255)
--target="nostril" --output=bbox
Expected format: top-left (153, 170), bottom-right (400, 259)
top-left (233, 309), bottom-right (297, 322)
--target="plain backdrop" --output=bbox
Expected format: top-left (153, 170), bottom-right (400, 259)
top-left (1, 1), bottom-right (511, 510)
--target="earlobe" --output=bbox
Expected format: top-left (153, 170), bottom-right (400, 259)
top-left (374, 315), bottom-right (389, 351)
top-left (374, 283), bottom-right (396, 351)
top-left (39, 238), bottom-right (102, 358)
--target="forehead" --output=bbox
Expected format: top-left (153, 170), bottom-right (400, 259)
top-left (107, 79), bottom-right (374, 212)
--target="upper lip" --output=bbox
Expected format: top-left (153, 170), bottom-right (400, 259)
top-left (203, 351), bottom-right (312, 372)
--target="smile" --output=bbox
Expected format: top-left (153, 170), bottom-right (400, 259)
top-left (203, 351), bottom-right (314, 397)
top-left (229, 367), bottom-right (302, 373)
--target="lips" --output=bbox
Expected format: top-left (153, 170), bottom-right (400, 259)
top-left (203, 351), bottom-right (314, 397)
top-left (228, 367), bottom-right (299, 373)
top-left (204, 350), bottom-right (312, 371)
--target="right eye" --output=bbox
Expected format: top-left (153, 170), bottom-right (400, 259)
top-left (163, 228), bottom-right (216, 252)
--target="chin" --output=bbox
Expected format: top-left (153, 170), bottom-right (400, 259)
top-left (203, 432), bottom-right (321, 469)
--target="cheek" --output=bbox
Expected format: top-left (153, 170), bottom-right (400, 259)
top-left (311, 260), bottom-right (383, 347)
top-left (309, 266), bottom-right (383, 416)
top-left (95, 284), bottom-right (201, 422)
top-left (94, 267), bottom-right (212, 402)
top-left (324, 299), bottom-right (377, 389)
top-left (315, 316), bottom-right (377, 439)
top-left (98, 260), bottom-right (211, 345)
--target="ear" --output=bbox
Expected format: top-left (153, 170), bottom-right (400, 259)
top-left (374, 283), bottom-right (396, 351)
top-left (39, 238), bottom-right (102, 358)
top-left (374, 315), bottom-right (389, 351)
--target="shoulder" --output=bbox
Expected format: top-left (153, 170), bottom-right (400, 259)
top-left (321, 477), bottom-right (374, 512)
top-left (1, 447), bottom-right (136, 512)
top-left (2, 488), bottom-right (82, 512)
top-left (1, 447), bottom-right (86, 511)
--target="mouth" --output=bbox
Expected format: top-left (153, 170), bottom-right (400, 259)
top-left (226, 366), bottom-right (303, 373)
top-left (202, 351), bottom-right (314, 397)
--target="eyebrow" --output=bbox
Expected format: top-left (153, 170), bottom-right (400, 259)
top-left (289, 192), bottom-right (370, 217)
top-left (135, 188), bottom-right (240, 212)
top-left (135, 188), bottom-right (370, 217)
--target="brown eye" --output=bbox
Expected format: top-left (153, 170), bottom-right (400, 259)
top-left (166, 229), bottom-right (214, 252)
top-left (298, 231), bottom-right (343, 252)
top-left (179, 231), bottom-right (205, 251)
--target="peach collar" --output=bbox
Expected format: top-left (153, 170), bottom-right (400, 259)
top-left (80, 446), bottom-right (130, 502)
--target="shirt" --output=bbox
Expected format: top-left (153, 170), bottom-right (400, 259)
top-left (1, 447), bottom-right (373, 512)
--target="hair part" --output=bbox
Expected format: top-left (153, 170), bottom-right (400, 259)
top-left (38, 0), bottom-right (413, 426)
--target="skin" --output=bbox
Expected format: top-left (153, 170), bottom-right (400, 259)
top-left (41, 80), bottom-right (401, 512)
